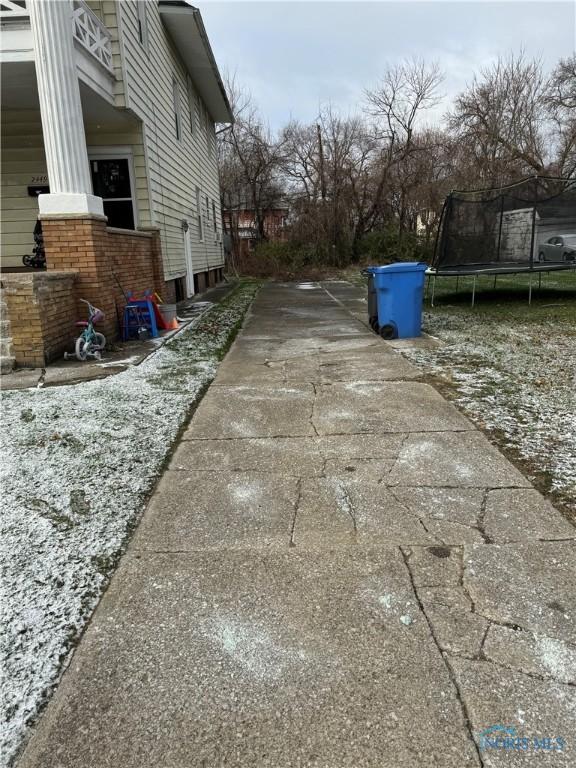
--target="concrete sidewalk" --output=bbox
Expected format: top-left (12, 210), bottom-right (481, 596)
top-left (19, 282), bottom-right (576, 767)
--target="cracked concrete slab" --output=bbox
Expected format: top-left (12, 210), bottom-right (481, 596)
top-left (294, 478), bottom-right (356, 544)
top-left (19, 550), bottom-right (480, 768)
top-left (316, 432), bottom-right (407, 460)
top-left (323, 457), bottom-right (395, 483)
top-left (170, 436), bottom-right (325, 476)
top-left (315, 349), bottom-right (420, 382)
top-left (294, 480), bottom-right (437, 546)
top-left (241, 316), bottom-right (370, 338)
top-left (187, 384), bottom-right (316, 438)
top-left (418, 587), bottom-right (489, 658)
top-left (211, 359), bottom-right (287, 386)
top-left (450, 657), bottom-right (576, 766)
top-left (392, 487), bottom-right (485, 544)
top-left (348, 484), bottom-right (438, 544)
top-left (313, 381), bottom-right (473, 434)
top-left (219, 348), bottom-right (419, 386)
top-left (130, 471), bottom-right (298, 551)
top-left (387, 431), bottom-right (532, 488)
top-left (484, 489), bottom-right (576, 543)
top-left (402, 545), bottom-right (463, 586)
top-left (225, 335), bottom-right (381, 364)
top-left (483, 624), bottom-right (576, 685)
top-left (464, 541), bottom-right (576, 643)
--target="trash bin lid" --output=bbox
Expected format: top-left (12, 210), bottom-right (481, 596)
top-left (367, 262), bottom-right (428, 273)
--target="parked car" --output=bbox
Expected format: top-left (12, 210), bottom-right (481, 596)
top-left (538, 234), bottom-right (576, 262)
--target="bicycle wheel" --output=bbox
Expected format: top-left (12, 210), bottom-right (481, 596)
top-left (75, 336), bottom-right (89, 361)
top-left (93, 332), bottom-right (106, 350)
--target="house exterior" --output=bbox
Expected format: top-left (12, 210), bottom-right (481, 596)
top-left (0, 0), bottom-right (232, 368)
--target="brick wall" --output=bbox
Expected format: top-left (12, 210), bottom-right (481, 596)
top-left (41, 216), bottom-right (166, 339)
top-left (2, 272), bottom-right (77, 367)
top-left (106, 227), bottom-right (163, 320)
top-left (5, 217), bottom-right (223, 368)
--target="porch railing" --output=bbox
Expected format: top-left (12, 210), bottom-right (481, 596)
top-left (1, 0), bottom-right (114, 76)
top-left (0, 0), bottom-right (28, 18)
top-left (72, 0), bottom-right (114, 74)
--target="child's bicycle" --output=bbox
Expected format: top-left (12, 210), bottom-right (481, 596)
top-left (64, 300), bottom-right (106, 361)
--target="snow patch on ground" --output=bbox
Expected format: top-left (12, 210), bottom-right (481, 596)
top-left (402, 310), bottom-right (576, 509)
top-left (0, 282), bottom-right (260, 767)
top-left (208, 616), bottom-right (311, 681)
top-left (536, 635), bottom-right (576, 684)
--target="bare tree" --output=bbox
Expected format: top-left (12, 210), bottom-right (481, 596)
top-left (448, 52), bottom-right (550, 183)
top-left (218, 53), bottom-right (573, 272)
top-left (545, 54), bottom-right (576, 177)
top-left (363, 58), bottom-right (444, 237)
top-left (218, 72), bottom-right (286, 257)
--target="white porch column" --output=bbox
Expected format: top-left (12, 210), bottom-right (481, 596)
top-left (28, 0), bottom-right (104, 217)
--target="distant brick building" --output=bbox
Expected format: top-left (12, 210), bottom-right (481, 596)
top-left (223, 205), bottom-right (289, 258)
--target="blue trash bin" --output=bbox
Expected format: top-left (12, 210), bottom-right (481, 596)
top-left (367, 263), bottom-right (428, 339)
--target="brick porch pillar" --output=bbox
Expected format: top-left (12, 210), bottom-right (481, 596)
top-left (41, 216), bottom-right (117, 338)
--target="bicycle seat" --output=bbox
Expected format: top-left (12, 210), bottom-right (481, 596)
top-left (75, 321), bottom-right (89, 327)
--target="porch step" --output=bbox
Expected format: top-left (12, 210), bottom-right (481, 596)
top-left (0, 289), bottom-right (15, 374)
top-left (0, 336), bottom-right (13, 357)
top-left (0, 355), bottom-right (15, 375)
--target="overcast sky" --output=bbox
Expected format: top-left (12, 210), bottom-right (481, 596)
top-left (200, 1), bottom-right (575, 129)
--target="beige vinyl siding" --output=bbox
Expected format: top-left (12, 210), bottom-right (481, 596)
top-left (0, 109), bottom-right (152, 268)
top-left (117, 1), bottom-right (224, 280)
top-left (85, 0), bottom-right (126, 107)
top-left (1, 110), bottom-right (47, 267)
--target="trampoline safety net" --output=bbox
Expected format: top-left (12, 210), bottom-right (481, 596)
top-left (433, 176), bottom-right (576, 271)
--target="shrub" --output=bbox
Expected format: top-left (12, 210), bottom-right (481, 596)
top-left (235, 241), bottom-right (338, 279)
top-left (358, 227), bottom-right (434, 265)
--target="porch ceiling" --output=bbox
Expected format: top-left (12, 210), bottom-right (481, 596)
top-left (1, 61), bottom-right (139, 130)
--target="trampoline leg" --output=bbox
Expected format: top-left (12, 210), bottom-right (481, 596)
top-left (471, 276), bottom-right (477, 308)
top-left (431, 275), bottom-right (436, 308)
top-left (528, 274), bottom-right (533, 306)
top-left (493, 275), bottom-right (497, 290)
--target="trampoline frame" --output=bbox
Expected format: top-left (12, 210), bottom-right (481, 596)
top-left (425, 262), bottom-right (576, 307)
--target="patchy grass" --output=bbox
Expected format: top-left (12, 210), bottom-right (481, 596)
top-left (0, 280), bottom-right (261, 767)
top-left (401, 270), bottom-right (576, 517)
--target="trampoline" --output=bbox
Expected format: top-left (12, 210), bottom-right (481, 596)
top-left (428, 176), bottom-right (576, 306)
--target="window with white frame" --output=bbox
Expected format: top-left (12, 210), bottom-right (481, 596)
top-left (172, 77), bottom-right (181, 141)
top-left (195, 93), bottom-right (201, 132)
top-left (196, 187), bottom-right (203, 241)
top-left (205, 111), bottom-right (213, 157)
top-left (187, 77), bottom-right (195, 136)
top-left (136, 0), bottom-right (148, 47)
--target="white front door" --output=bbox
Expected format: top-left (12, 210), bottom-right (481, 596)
top-left (184, 223), bottom-right (195, 297)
